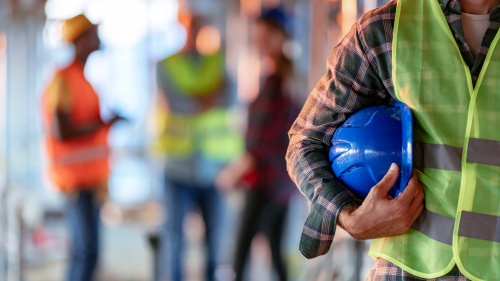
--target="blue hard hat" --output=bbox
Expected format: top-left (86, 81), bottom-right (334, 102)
top-left (259, 8), bottom-right (293, 36)
top-left (329, 101), bottom-right (413, 198)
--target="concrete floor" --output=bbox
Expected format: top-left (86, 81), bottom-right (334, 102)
top-left (21, 195), bottom-right (375, 281)
top-left (24, 223), bottom-right (154, 281)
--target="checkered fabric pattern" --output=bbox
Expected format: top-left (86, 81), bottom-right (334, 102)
top-left (286, 0), bottom-right (500, 261)
top-left (367, 259), bottom-right (471, 281)
top-left (245, 74), bottom-right (300, 204)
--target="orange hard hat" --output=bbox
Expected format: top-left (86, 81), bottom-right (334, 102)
top-left (62, 14), bottom-right (95, 43)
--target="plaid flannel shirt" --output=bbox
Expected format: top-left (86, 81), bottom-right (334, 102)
top-left (286, 0), bottom-right (500, 259)
top-left (246, 74), bottom-right (300, 205)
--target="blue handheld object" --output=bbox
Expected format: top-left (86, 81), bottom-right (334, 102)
top-left (329, 102), bottom-right (413, 198)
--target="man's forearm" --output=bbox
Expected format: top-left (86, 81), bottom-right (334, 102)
top-left (52, 111), bottom-right (106, 140)
top-left (286, 137), bottom-right (345, 203)
top-left (337, 203), bottom-right (359, 230)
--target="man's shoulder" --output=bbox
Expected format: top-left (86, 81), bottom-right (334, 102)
top-left (355, 0), bottom-right (397, 47)
top-left (48, 66), bottom-right (72, 90)
top-left (357, 0), bottom-right (397, 29)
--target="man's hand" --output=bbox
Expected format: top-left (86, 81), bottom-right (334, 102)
top-left (338, 163), bottom-right (425, 240)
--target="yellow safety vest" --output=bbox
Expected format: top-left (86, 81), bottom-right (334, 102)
top-left (155, 52), bottom-right (243, 162)
top-left (369, 1), bottom-right (500, 280)
top-left (161, 52), bottom-right (225, 96)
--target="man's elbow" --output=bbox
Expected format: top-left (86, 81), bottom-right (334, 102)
top-left (50, 125), bottom-right (72, 141)
top-left (286, 140), bottom-right (302, 182)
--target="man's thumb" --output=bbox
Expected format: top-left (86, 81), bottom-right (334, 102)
top-left (373, 163), bottom-right (399, 197)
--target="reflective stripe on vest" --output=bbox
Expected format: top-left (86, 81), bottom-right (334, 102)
top-left (411, 209), bottom-right (500, 245)
top-left (155, 107), bottom-right (244, 162)
top-left (51, 146), bottom-right (109, 166)
top-left (414, 139), bottom-right (500, 171)
top-left (368, 0), bottom-right (500, 280)
top-left (413, 143), bottom-right (462, 171)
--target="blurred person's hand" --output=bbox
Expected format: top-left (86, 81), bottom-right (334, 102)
top-left (109, 113), bottom-right (128, 124)
top-left (338, 164), bottom-right (425, 240)
top-left (216, 153), bottom-right (255, 193)
top-left (216, 165), bottom-right (239, 193)
top-left (94, 183), bottom-right (109, 205)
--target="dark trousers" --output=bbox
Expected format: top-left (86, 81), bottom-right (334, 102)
top-left (159, 180), bottom-right (223, 281)
top-left (66, 189), bottom-right (100, 281)
top-left (233, 190), bottom-right (288, 281)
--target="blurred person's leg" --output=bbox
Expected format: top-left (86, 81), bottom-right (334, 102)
top-left (159, 180), bottom-right (192, 281)
top-left (265, 204), bottom-right (288, 281)
top-left (66, 189), bottom-right (100, 281)
top-left (233, 190), bottom-right (267, 281)
top-left (197, 187), bottom-right (223, 281)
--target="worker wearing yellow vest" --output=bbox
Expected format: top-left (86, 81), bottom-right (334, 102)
top-left (286, 0), bottom-right (500, 280)
top-left (155, 12), bottom-right (243, 281)
top-left (41, 15), bottom-right (124, 281)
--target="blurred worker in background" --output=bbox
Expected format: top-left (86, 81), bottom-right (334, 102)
top-left (155, 11), bottom-right (243, 281)
top-left (216, 8), bottom-right (300, 281)
top-left (41, 15), bottom-right (124, 281)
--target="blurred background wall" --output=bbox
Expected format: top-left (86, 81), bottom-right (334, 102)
top-left (0, 0), bottom-right (390, 280)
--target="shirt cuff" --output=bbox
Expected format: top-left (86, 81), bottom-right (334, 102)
top-left (299, 187), bottom-right (361, 259)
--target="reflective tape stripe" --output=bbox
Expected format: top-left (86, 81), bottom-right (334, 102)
top-left (458, 211), bottom-right (500, 243)
top-left (411, 209), bottom-right (500, 244)
top-left (467, 138), bottom-right (500, 167)
top-left (386, 140), bottom-right (500, 169)
top-left (52, 146), bottom-right (109, 166)
top-left (413, 142), bottom-right (462, 171)
top-left (411, 208), bottom-right (455, 245)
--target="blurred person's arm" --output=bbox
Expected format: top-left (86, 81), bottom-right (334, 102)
top-left (216, 152), bottom-right (255, 192)
top-left (49, 75), bottom-right (122, 141)
top-left (156, 62), bottom-right (193, 115)
top-left (285, 8), bottom-right (398, 258)
top-left (53, 112), bottom-right (121, 141)
top-left (194, 51), bottom-right (233, 111)
top-left (196, 78), bottom-right (234, 110)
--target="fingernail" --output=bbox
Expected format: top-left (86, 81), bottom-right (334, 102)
top-left (390, 163), bottom-right (397, 171)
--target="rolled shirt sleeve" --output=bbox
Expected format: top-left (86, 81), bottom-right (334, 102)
top-left (286, 4), bottom-right (397, 258)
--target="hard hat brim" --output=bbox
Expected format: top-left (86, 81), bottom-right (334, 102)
top-left (392, 101), bottom-right (413, 197)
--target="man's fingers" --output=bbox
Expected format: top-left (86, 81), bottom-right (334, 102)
top-left (408, 181), bottom-right (425, 214)
top-left (410, 203), bottom-right (425, 224)
top-left (373, 163), bottom-right (399, 197)
top-left (396, 171), bottom-right (420, 205)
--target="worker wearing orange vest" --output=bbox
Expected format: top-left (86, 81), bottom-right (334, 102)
top-left (41, 15), bottom-right (124, 281)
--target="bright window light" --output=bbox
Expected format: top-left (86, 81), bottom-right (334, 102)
top-left (42, 21), bottom-right (64, 48)
top-left (93, 0), bottom-right (148, 48)
top-left (45, 0), bottom-right (88, 20)
top-left (149, 0), bottom-right (179, 31)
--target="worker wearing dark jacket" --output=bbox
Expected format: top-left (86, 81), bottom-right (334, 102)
top-left (217, 9), bottom-right (300, 281)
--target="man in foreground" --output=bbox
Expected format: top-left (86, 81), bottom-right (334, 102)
top-left (287, 0), bottom-right (500, 280)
